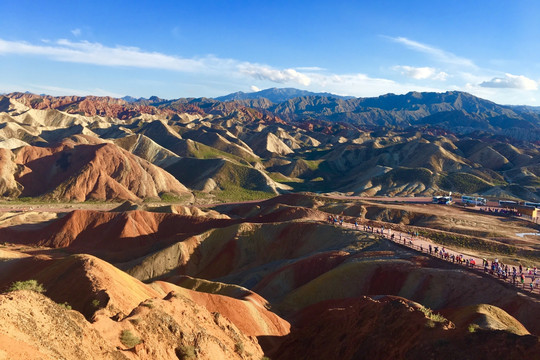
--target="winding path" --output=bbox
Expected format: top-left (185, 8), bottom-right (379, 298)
top-left (336, 219), bottom-right (540, 296)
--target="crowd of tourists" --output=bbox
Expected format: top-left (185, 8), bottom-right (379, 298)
top-left (327, 215), bottom-right (539, 295)
top-left (391, 230), bottom-right (539, 293)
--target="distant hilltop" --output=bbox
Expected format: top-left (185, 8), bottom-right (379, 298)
top-left (214, 87), bottom-right (354, 102)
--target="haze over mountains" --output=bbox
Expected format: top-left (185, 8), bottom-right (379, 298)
top-left (0, 88), bottom-right (539, 203)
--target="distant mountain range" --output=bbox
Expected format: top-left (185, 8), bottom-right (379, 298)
top-left (6, 89), bottom-right (540, 141)
top-left (215, 87), bottom-right (353, 102)
top-left (118, 89), bottom-right (540, 141)
top-left (1, 88), bottom-right (539, 202)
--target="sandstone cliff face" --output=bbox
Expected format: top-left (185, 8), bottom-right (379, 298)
top-left (13, 142), bottom-right (191, 201)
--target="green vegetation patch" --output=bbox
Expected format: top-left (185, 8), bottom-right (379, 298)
top-left (158, 192), bottom-right (192, 203)
top-left (119, 330), bottom-right (141, 348)
top-left (303, 159), bottom-right (324, 171)
top-left (420, 306), bottom-right (447, 328)
top-left (214, 185), bottom-right (274, 202)
top-left (268, 172), bottom-right (301, 183)
top-left (215, 162), bottom-right (262, 190)
top-left (234, 341), bottom-right (244, 354)
top-left (187, 141), bottom-right (256, 165)
top-left (58, 302), bottom-right (72, 310)
top-left (373, 167), bottom-right (433, 186)
top-left (7, 196), bottom-right (47, 204)
top-left (437, 172), bottom-right (492, 194)
top-left (7, 280), bottom-right (45, 293)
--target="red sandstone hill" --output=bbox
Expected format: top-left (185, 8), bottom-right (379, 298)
top-left (12, 141), bottom-right (191, 201)
top-left (0, 251), bottom-right (289, 359)
top-left (0, 253), bottom-right (289, 338)
top-left (0, 204), bottom-right (330, 263)
top-left (0, 210), bottom-right (237, 262)
top-left (6, 92), bottom-right (168, 119)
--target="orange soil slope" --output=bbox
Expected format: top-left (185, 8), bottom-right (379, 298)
top-left (0, 254), bottom-right (160, 319)
top-left (0, 288), bottom-right (268, 360)
top-left (0, 210), bottom-right (238, 262)
top-left (152, 280), bottom-right (290, 338)
top-left (0, 205), bottom-right (331, 263)
top-left (0, 252), bottom-right (289, 339)
top-left (14, 141), bottom-right (190, 201)
top-left (0, 148), bottom-right (21, 197)
top-left (0, 291), bottom-right (125, 360)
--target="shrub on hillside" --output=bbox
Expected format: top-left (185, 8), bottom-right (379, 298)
top-left (420, 306), bottom-right (447, 325)
top-left (7, 280), bottom-right (45, 293)
top-left (119, 330), bottom-right (141, 348)
top-left (175, 345), bottom-right (196, 359)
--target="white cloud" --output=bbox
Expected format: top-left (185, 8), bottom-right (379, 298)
top-left (463, 82), bottom-right (540, 105)
top-left (387, 36), bottom-right (476, 68)
top-left (0, 37), bottom-right (440, 98)
top-left (28, 84), bottom-right (123, 97)
top-left (305, 72), bottom-right (441, 98)
top-left (238, 63), bottom-right (311, 86)
top-left (393, 65), bottom-right (448, 80)
top-left (0, 38), bottom-right (212, 72)
top-left (71, 28), bottom-right (81, 37)
top-left (0, 38), bottom-right (313, 87)
top-left (295, 66), bottom-right (325, 71)
top-left (479, 73), bottom-right (538, 90)
top-left (249, 85), bottom-right (261, 92)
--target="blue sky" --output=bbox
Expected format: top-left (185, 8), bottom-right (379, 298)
top-left (1, 0), bottom-right (540, 105)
